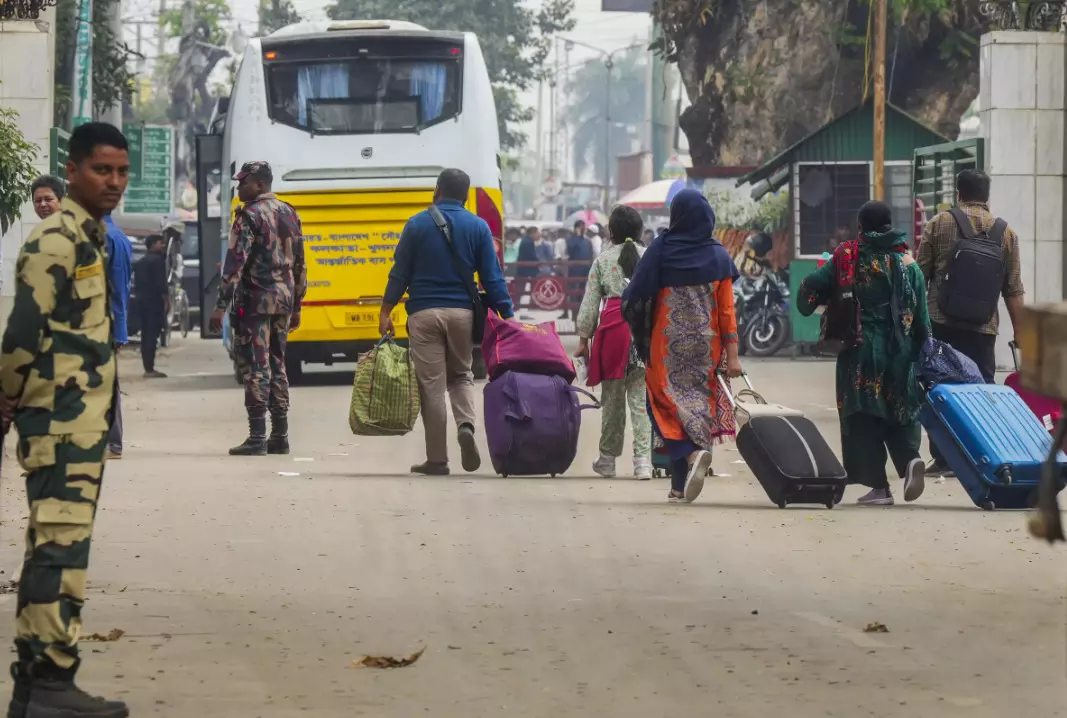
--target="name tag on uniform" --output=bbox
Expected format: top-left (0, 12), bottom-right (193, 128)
top-left (75, 262), bottom-right (103, 280)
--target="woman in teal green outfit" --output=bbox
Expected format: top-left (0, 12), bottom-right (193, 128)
top-left (798, 201), bottom-right (931, 506)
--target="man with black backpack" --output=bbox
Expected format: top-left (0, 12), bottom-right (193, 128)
top-left (916, 169), bottom-right (1026, 477)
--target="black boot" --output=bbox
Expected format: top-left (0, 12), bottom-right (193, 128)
top-left (229, 409), bottom-right (267, 456)
top-left (267, 411), bottom-right (290, 455)
top-left (8, 662), bottom-right (30, 718)
top-left (22, 679), bottom-right (128, 718)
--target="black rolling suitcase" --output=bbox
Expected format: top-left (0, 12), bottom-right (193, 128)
top-left (720, 375), bottom-right (847, 509)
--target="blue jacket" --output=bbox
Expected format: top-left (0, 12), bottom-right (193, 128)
top-left (104, 216), bottom-right (133, 344)
top-left (384, 200), bottom-right (514, 318)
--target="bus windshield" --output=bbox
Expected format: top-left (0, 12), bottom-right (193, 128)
top-left (266, 53), bottom-right (460, 134)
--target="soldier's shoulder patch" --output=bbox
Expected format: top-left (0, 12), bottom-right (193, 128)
top-left (75, 261), bottom-right (104, 280)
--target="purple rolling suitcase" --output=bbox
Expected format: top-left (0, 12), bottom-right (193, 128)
top-left (484, 371), bottom-right (600, 477)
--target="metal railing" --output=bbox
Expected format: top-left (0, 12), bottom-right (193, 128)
top-left (912, 138), bottom-right (985, 222)
top-left (503, 260), bottom-right (594, 333)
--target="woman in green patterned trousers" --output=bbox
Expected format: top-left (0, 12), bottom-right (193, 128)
top-left (574, 205), bottom-right (652, 479)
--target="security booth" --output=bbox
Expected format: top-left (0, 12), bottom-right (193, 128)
top-left (735, 99), bottom-right (949, 353)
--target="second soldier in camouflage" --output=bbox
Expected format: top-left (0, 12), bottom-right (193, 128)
top-left (210, 161), bottom-right (307, 455)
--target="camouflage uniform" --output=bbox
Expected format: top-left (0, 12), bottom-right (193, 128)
top-left (216, 163), bottom-right (307, 432)
top-left (0, 198), bottom-right (115, 679)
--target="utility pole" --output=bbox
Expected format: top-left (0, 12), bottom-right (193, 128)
top-left (643, 20), bottom-right (654, 184)
top-left (872, 0), bottom-right (887, 201)
top-left (534, 78), bottom-right (544, 212)
top-left (550, 39), bottom-right (558, 180)
top-left (563, 41), bottom-right (572, 182)
top-left (603, 57), bottom-right (613, 210)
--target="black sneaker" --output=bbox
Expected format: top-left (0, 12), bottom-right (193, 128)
top-left (21, 679), bottom-right (128, 718)
top-left (411, 461), bottom-right (449, 476)
top-left (143, 370), bottom-right (168, 379)
top-left (457, 424), bottom-right (481, 473)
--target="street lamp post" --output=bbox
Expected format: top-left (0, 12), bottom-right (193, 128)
top-left (559, 38), bottom-right (645, 211)
top-left (604, 56), bottom-right (614, 211)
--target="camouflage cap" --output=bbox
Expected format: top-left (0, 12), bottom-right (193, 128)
top-left (234, 161), bottom-right (273, 183)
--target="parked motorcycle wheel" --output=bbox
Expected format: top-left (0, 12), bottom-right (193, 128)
top-left (738, 320), bottom-right (755, 354)
top-left (745, 312), bottom-right (789, 357)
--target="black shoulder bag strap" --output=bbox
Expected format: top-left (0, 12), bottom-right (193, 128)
top-left (948, 208), bottom-right (977, 240)
top-left (427, 204), bottom-right (488, 342)
top-left (988, 217), bottom-right (1008, 245)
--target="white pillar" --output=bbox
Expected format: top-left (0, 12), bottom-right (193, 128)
top-left (0, 9), bottom-right (57, 335)
top-left (979, 30), bottom-right (1065, 370)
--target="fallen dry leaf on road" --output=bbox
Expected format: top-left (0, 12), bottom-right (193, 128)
top-left (349, 646), bottom-right (426, 669)
top-left (84, 629), bottom-right (126, 642)
top-left (863, 622), bottom-right (889, 633)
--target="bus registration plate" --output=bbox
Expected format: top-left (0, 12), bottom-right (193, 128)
top-left (345, 310), bottom-right (399, 327)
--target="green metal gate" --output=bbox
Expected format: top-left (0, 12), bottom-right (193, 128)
top-left (49, 128), bottom-right (70, 180)
top-left (912, 138), bottom-right (985, 221)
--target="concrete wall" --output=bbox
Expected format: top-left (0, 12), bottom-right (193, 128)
top-left (0, 11), bottom-right (56, 335)
top-left (979, 30), bottom-right (1065, 369)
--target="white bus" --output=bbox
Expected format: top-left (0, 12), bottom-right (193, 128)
top-left (222, 20), bottom-right (503, 378)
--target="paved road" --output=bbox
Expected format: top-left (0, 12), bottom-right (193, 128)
top-left (0, 336), bottom-right (1064, 717)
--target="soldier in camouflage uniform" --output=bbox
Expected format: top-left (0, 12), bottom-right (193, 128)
top-left (209, 161), bottom-right (307, 456)
top-left (1, 123), bottom-right (131, 718)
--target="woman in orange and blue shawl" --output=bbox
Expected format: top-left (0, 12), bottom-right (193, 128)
top-left (622, 190), bottom-right (744, 504)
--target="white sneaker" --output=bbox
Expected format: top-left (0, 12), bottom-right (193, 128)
top-left (592, 454), bottom-right (616, 478)
top-left (633, 457), bottom-right (653, 481)
top-left (903, 458), bottom-right (926, 502)
top-left (684, 450), bottom-right (712, 503)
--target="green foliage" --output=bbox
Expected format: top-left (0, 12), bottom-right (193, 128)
top-left (938, 29), bottom-right (978, 68)
top-left (54, 0), bottom-right (139, 126)
top-left (325, 0), bottom-right (576, 150)
top-left (160, 0), bottom-right (232, 46)
top-left (561, 47), bottom-right (646, 181)
top-left (0, 106), bottom-right (39, 236)
top-left (650, 0), bottom-right (716, 62)
top-left (258, 0), bottom-right (301, 36)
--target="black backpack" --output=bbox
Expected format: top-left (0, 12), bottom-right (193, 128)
top-left (937, 209), bottom-right (1007, 326)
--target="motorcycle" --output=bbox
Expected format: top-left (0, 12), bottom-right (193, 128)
top-left (736, 270), bottom-right (791, 357)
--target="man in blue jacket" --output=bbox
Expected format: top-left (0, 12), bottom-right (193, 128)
top-left (104, 215), bottom-right (132, 459)
top-left (380, 169), bottom-right (514, 476)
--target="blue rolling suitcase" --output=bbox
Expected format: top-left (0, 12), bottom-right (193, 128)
top-left (920, 384), bottom-right (1067, 510)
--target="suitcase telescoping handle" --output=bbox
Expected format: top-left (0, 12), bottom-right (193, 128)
top-left (1009, 340), bottom-right (1021, 373)
top-left (567, 385), bottom-right (602, 411)
top-left (715, 371), bottom-right (762, 409)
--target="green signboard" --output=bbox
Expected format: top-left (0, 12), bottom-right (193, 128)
top-left (71, 0), bottom-right (93, 128)
top-left (122, 124), bottom-right (173, 215)
top-left (124, 125), bottom-right (143, 184)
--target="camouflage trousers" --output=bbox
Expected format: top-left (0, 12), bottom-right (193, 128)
top-left (234, 312), bottom-right (291, 412)
top-left (15, 432), bottom-right (108, 678)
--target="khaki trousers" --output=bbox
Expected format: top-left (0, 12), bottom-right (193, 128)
top-left (407, 308), bottom-right (477, 464)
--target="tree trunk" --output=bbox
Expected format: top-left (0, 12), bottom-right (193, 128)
top-left (660, 0), bottom-right (990, 167)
